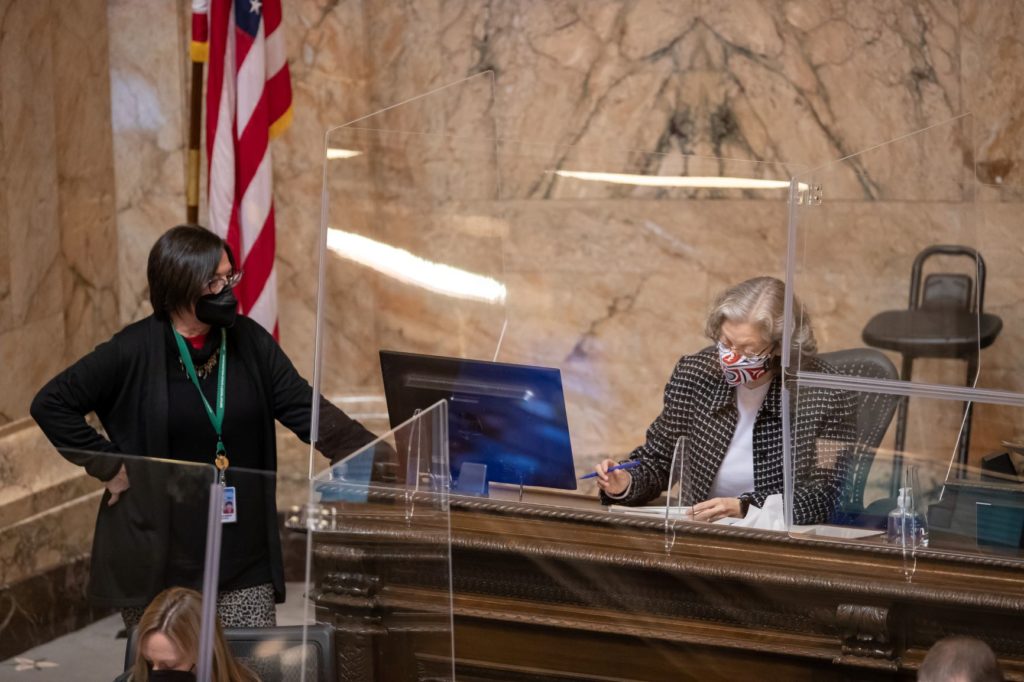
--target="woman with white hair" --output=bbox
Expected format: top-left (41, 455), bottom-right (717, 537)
top-left (594, 276), bottom-right (856, 525)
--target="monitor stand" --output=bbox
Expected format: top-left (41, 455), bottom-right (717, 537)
top-left (455, 462), bottom-right (489, 497)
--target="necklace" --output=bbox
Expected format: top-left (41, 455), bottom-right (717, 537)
top-left (179, 351), bottom-right (218, 380)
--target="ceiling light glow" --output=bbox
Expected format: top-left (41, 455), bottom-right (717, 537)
top-left (553, 169), bottom-right (806, 191)
top-left (326, 148), bottom-right (362, 160)
top-left (326, 228), bottom-right (506, 304)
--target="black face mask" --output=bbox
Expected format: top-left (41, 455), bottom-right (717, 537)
top-left (147, 668), bottom-right (196, 682)
top-left (194, 287), bottom-right (238, 328)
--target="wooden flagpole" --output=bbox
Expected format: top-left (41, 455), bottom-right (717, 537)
top-left (187, 59), bottom-right (204, 224)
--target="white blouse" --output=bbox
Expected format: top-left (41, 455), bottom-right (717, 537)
top-left (707, 380), bottom-right (771, 499)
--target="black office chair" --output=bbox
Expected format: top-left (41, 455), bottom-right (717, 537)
top-left (817, 348), bottom-right (901, 526)
top-left (125, 624), bottom-right (335, 682)
top-left (861, 245), bottom-right (1002, 485)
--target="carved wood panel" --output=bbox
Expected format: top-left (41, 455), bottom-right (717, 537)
top-left (303, 495), bottom-right (1024, 680)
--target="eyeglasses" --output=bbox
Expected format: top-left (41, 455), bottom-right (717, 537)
top-left (718, 340), bottom-right (773, 359)
top-left (206, 270), bottom-right (243, 294)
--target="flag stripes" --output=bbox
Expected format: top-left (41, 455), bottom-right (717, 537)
top-left (194, 0), bottom-right (292, 338)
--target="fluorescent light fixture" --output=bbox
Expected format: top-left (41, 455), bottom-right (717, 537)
top-left (326, 228), bottom-right (507, 304)
top-left (553, 169), bottom-right (806, 191)
top-left (326, 148), bottom-right (362, 159)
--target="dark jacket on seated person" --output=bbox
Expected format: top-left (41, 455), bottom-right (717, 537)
top-left (600, 347), bottom-right (857, 525)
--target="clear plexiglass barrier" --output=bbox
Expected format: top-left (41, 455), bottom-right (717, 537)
top-left (783, 113), bottom-right (1024, 569)
top-left (304, 72), bottom-right (826, 678)
top-left (297, 400), bottom-right (453, 681)
top-left (303, 73), bottom-right (1024, 676)
top-left (204, 465), bottom-right (300, 682)
top-left (312, 71), bottom-right (807, 520)
top-left (1, 450), bottom-right (223, 680)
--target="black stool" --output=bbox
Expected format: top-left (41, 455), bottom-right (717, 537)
top-left (861, 245), bottom-right (1002, 488)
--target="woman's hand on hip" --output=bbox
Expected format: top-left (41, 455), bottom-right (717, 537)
top-left (594, 458), bottom-right (632, 496)
top-left (105, 464), bottom-right (130, 506)
top-left (692, 497), bottom-right (742, 522)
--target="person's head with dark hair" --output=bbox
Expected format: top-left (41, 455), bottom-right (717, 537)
top-left (147, 225), bottom-right (238, 323)
top-left (919, 636), bottom-right (1003, 682)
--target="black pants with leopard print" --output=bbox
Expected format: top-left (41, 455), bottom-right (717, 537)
top-left (120, 583), bottom-right (276, 629)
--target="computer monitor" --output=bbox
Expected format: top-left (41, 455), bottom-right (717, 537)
top-left (379, 350), bottom-right (577, 490)
top-left (929, 478), bottom-right (1024, 554)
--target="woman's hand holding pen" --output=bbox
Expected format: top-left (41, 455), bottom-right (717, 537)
top-left (594, 458), bottom-right (632, 496)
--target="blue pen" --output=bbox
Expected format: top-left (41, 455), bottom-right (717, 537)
top-left (579, 460), bottom-right (642, 479)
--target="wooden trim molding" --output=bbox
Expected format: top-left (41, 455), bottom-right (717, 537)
top-left (298, 491), bottom-right (1024, 680)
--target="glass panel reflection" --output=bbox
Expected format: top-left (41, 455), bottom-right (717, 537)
top-left (789, 383), bottom-right (1024, 566)
top-left (1, 450), bottom-right (220, 680)
top-left (316, 72), bottom-right (808, 544)
top-left (300, 401), bottom-right (453, 681)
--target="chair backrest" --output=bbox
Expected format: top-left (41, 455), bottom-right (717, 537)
top-left (910, 244), bottom-right (987, 313)
top-left (921, 273), bottom-right (972, 311)
top-left (224, 625), bottom-right (335, 682)
top-left (817, 348), bottom-right (901, 513)
top-left (125, 624), bottom-right (335, 682)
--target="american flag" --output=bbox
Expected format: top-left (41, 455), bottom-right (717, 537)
top-left (192, 0), bottom-right (293, 338)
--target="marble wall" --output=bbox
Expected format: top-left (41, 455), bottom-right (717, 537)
top-left (1, 0), bottom-right (1023, 658)
top-left (3, 1), bottom-right (1024, 614)
top-left (0, 0), bottom-right (120, 653)
top-left (0, 0), bottom-right (119, 428)
top-left (0, 421), bottom-right (101, 590)
top-left (309, 0), bottom-right (1024, 493)
top-left (108, 0), bottom-right (193, 325)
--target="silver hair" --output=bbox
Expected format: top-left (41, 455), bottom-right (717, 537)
top-left (703, 276), bottom-right (817, 355)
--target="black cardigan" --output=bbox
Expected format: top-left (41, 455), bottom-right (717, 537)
top-left (601, 347), bottom-right (857, 525)
top-left (30, 314), bottom-right (378, 607)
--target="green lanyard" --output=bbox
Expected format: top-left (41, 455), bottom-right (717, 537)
top-left (172, 326), bottom-right (229, 479)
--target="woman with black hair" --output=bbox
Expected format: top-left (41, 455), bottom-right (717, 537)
top-left (31, 225), bottom-right (379, 627)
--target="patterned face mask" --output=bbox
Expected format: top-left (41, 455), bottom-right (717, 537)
top-left (717, 342), bottom-right (772, 386)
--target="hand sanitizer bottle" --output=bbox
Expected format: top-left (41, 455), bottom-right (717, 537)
top-left (886, 487), bottom-right (929, 547)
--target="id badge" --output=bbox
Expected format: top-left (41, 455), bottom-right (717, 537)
top-left (221, 486), bottom-right (237, 524)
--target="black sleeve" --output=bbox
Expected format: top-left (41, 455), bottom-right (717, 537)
top-left (599, 358), bottom-right (691, 506)
top-left (30, 338), bottom-right (124, 482)
top-left (264, 333), bottom-right (378, 464)
top-left (789, 387), bottom-right (858, 525)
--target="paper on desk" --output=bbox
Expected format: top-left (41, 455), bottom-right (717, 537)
top-left (608, 504), bottom-right (692, 518)
top-left (790, 525), bottom-right (884, 540)
top-left (731, 493), bottom-right (786, 531)
top-left (608, 505), bottom-right (747, 526)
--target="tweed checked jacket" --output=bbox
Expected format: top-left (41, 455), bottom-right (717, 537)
top-left (602, 347), bottom-right (857, 525)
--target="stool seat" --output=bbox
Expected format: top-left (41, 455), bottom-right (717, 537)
top-left (861, 245), bottom-right (1001, 490)
top-left (862, 309), bottom-right (1003, 359)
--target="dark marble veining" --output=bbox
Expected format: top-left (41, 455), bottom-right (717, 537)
top-left (0, 557), bottom-right (111, 662)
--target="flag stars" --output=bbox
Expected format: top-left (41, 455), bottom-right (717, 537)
top-left (249, 0), bottom-right (261, 13)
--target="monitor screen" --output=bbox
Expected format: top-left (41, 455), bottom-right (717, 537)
top-left (379, 350), bottom-right (577, 490)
